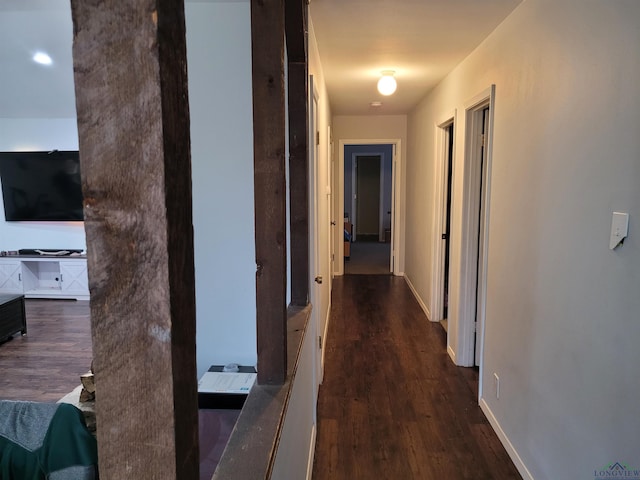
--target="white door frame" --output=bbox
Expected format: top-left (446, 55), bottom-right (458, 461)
top-left (308, 76), bottom-right (323, 391)
top-left (328, 126), bottom-right (335, 280)
top-left (451, 85), bottom-right (495, 389)
top-left (336, 139), bottom-right (403, 276)
top-left (431, 110), bottom-right (457, 325)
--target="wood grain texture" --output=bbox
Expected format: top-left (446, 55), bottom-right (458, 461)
top-left (287, 62), bottom-right (309, 306)
top-left (0, 300), bottom-right (92, 402)
top-left (251, 0), bottom-right (288, 385)
top-left (313, 275), bottom-right (522, 480)
top-left (71, 1), bottom-right (198, 478)
top-left (285, 0), bottom-right (307, 63)
top-left (286, 0), bottom-right (309, 307)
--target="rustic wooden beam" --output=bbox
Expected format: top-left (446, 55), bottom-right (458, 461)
top-left (71, 1), bottom-right (199, 478)
top-left (251, 0), bottom-right (288, 385)
top-left (286, 68), bottom-right (309, 306)
top-left (285, 0), bottom-right (307, 62)
top-left (286, 0), bottom-right (309, 307)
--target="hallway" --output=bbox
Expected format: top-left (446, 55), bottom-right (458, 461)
top-left (312, 275), bottom-right (521, 479)
top-left (344, 241), bottom-right (391, 275)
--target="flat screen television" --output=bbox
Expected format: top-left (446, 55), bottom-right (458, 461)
top-left (0, 150), bottom-right (84, 222)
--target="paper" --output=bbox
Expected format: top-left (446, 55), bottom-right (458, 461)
top-left (198, 372), bottom-right (256, 394)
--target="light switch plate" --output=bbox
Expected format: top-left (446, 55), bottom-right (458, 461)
top-left (609, 212), bottom-right (629, 250)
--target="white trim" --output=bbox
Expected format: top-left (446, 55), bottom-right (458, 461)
top-left (447, 345), bottom-right (457, 363)
top-left (337, 138), bottom-right (403, 276)
top-left (309, 75), bottom-right (322, 399)
top-left (328, 125), bottom-right (336, 279)
top-left (305, 423), bottom-right (317, 480)
top-left (403, 275), bottom-right (431, 321)
top-left (476, 101), bottom-right (495, 377)
top-left (431, 110), bottom-right (456, 325)
top-left (479, 398), bottom-right (535, 480)
top-left (319, 296), bottom-right (331, 384)
top-left (454, 85), bottom-right (495, 370)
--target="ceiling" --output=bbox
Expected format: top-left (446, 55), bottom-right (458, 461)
top-left (0, 0), bottom-right (75, 119)
top-left (0, 0), bottom-right (522, 120)
top-left (310, 0), bottom-right (522, 115)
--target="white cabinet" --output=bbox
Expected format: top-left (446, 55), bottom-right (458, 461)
top-left (60, 261), bottom-right (89, 296)
top-left (0, 260), bottom-right (23, 294)
top-left (0, 256), bottom-right (89, 300)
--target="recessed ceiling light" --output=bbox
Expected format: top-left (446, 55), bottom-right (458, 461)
top-left (33, 52), bottom-right (53, 66)
top-left (370, 101), bottom-right (383, 108)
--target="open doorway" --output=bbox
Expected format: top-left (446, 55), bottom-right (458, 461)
top-left (343, 144), bottom-right (393, 275)
top-left (354, 154), bottom-right (382, 242)
top-left (441, 123), bottom-right (454, 331)
top-left (446, 86), bottom-right (495, 383)
top-left (431, 112), bottom-right (456, 334)
top-left (432, 87), bottom-right (495, 391)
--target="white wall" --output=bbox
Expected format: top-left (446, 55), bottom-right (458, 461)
top-left (0, 0), bottom-right (86, 252)
top-left (332, 115), bottom-right (407, 275)
top-left (185, 1), bottom-right (257, 376)
top-left (309, 17), bottom-right (333, 368)
top-left (405, 1), bottom-right (640, 478)
top-left (270, 317), bottom-right (317, 480)
top-left (0, 2), bottom-right (258, 376)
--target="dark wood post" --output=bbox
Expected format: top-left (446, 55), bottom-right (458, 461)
top-left (251, 0), bottom-right (288, 385)
top-left (71, 1), bottom-right (199, 478)
top-left (286, 0), bottom-right (310, 307)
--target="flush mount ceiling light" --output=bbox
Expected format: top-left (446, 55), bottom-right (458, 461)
top-left (377, 70), bottom-right (397, 96)
top-left (33, 51), bottom-right (52, 66)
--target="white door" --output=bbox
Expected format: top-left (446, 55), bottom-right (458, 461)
top-left (309, 76), bottom-right (323, 392)
top-left (455, 85), bottom-right (495, 373)
top-left (328, 126), bottom-right (336, 279)
top-left (474, 106), bottom-right (491, 366)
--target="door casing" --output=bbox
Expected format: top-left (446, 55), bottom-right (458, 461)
top-left (308, 76), bottom-right (323, 394)
top-left (447, 86), bottom-right (495, 404)
top-left (336, 139), bottom-right (403, 276)
top-left (431, 111), bottom-right (457, 327)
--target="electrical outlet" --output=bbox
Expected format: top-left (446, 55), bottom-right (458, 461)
top-left (493, 373), bottom-right (500, 399)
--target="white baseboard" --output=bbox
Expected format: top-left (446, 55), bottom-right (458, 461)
top-left (447, 345), bottom-right (457, 363)
top-left (403, 275), bottom-right (431, 321)
top-left (306, 423), bottom-right (317, 480)
top-left (479, 398), bottom-right (534, 480)
top-left (320, 303), bottom-right (331, 384)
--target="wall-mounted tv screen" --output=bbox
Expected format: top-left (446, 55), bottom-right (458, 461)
top-left (0, 151), bottom-right (84, 222)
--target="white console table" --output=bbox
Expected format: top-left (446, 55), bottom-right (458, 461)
top-left (0, 256), bottom-right (89, 300)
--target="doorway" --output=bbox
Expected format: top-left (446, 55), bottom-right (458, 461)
top-left (354, 155), bottom-right (381, 242)
top-left (441, 123), bottom-right (454, 331)
top-left (342, 144), bottom-right (394, 275)
top-left (450, 85), bottom-right (495, 378)
top-left (309, 76), bottom-right (323, 391)
top-left (473, 106), bottom-right (490, 366)
top-left (431, 113), bottom-right (456, 332)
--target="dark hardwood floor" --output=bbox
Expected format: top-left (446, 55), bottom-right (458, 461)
top-left (0, 280), bottom-right (523, 478)
top-left (313, 275), bottom-right (522, 479)
top-left (0, 299), bottom-right (92, 402)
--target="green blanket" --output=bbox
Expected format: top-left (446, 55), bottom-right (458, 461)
top-left (0, 401), bottom-right (98, 480)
